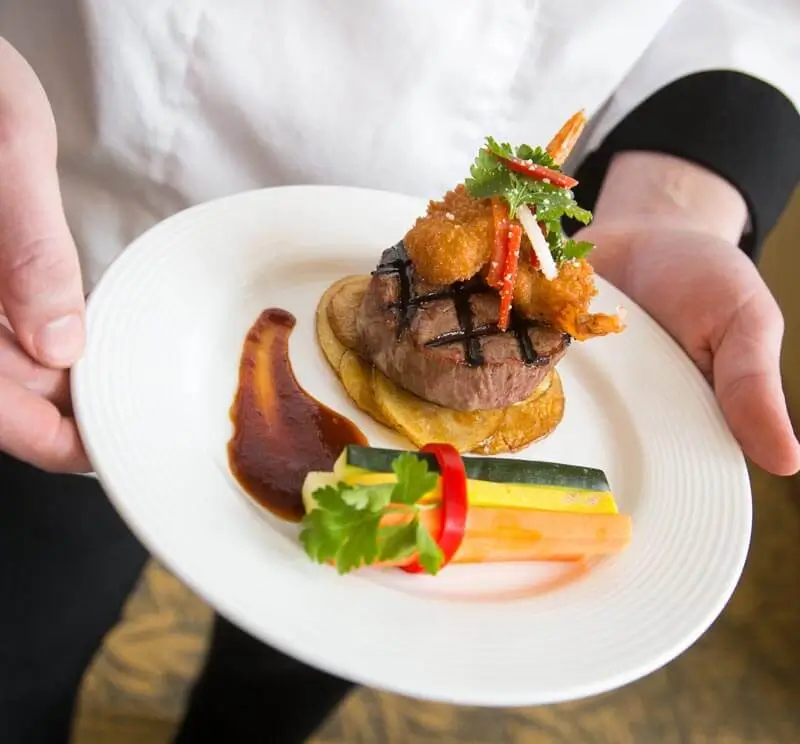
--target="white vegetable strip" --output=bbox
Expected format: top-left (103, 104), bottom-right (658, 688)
top-left (517, 204), bottom-right (558, 281)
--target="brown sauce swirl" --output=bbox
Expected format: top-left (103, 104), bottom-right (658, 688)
top-left (227, 308), bottom-right (367, 521)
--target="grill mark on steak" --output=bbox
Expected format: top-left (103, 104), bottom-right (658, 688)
top-left (425, 316), bottom-right (558, 367)
top-left (372, 242), bottom-right (568, 368)
top-left (451, 282), bottom-right (483, 367)
top-left (358, 247), bottom-right (572, 410)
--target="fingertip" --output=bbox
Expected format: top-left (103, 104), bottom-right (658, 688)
top-left (40, 418), bottom-right (92, 474)
top-left (33, 312), bottom-right (85, 368)
top-left (748, 436), bottom-right (800, 477)
top-left (0, 376), bottom-right (90, 473)
top-left (719, 375), bottom-right (800, 477)
top-left (769, 438), bottom-right (800, 477)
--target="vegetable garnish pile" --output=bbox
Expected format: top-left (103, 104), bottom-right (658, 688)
top-left (465, 112), bottom-right (592, 327)
top-left (300, 444), bottom-right (632, 576)
top-left (300, 443), bottom-right (466, 575)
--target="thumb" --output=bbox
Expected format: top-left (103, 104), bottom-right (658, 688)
top-left (0, 39), bottom-right (85, 369)
top-left (713, 293), bottom-right (800, 476)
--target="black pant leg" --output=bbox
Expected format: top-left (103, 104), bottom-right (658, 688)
top-left (0, 453), bottom-right (149, 744)
top-left (175, 614), bottom-right (355, 744)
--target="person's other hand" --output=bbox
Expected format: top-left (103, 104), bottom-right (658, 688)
top-left (579, 152), bottom-right (800, 476)
top-left (0, 38), bottom-right (89, 472)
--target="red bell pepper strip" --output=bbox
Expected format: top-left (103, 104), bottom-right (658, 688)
top-left (486, 198), bottom-right (509, 289)
top-left (402, 442), bottom-right (468, 573)
top-left (497, 222), bottom-right (522, 331)
top-left (492, 152), bottom-right (578, 189)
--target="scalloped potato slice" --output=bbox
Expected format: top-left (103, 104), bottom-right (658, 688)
top-left (328, 275), bottom-right (370, 352)
top-left (339, 351), bottom-right (393, 428)
top-left (372, 368), bottom-right (504, 452)
top-left (315, 276), bottom-right (357, 371)
top-left (474, 371), bottom-right (564, 455)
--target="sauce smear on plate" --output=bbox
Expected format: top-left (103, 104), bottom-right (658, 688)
top-left (228, 308), bottom-right (367, 521)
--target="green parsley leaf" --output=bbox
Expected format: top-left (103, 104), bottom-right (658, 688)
top-left (333, 513), bottom-right (382, 574)
top-left (484, 137), bottom-right (559, 169)
top-left (299, 507), bottom-right (342, 564)
top-left (542, 222), bottom-right (595, 264)
top-left (378, 519), bottom-right (421, 562)
top-left (515, 143), bottom-right (557, 168)
top-left (562, 239), bottom-right (594, 260)
top-left (391, 452), bottom-right (438, 505)
top-left (340, 482), bottom-right (393, 512)
top-left (563, 203), bottom-right (592, 225)
top-left (415, 520), bottom-right (445, 575)
top-left (484, 136), bottom-right (516, 160)
top-left (544, 220), bottom-right (567, 263)
top-left (464, 147), bottom-right (512, 199)
top-left (299, 452), bottom-right (447, 576)
top-left (312, 482), bottom-right (355, 512)
top-left (522, 182), bottom-right (576, 222)
top-left (499, 175), bottom-right (534, 219)
top-left (300, 484), bottom-right (381, 573)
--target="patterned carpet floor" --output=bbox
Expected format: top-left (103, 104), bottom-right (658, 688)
top-left (71, 464), bottom-right (799, 744)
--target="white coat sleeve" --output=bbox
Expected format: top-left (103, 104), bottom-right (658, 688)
top-left (571, 0), bottom-right (800, 256)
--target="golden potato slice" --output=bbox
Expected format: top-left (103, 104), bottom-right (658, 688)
top-left (372, 369), bottom-right (504, 452)
top-left (328, 276), bottom-right (370, 352)
top-left (315, 276), bottom-right (358, 372)
top-left (339, 352), bottom-right (393, 428)
top-left (474, 371), bottom-right (565, 455)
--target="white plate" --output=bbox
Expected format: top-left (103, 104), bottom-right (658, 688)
top-left (72, 185), bottom-right (752, 707)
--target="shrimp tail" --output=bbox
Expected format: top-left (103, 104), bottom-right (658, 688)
top-left (546, 110), bottom-right (587, 166)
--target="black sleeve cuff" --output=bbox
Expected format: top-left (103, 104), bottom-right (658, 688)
top-left (568, 70), bottom-right (800, 260)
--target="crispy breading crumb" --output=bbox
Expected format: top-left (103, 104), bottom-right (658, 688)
top-left (404, 185), bottom-right (493, 285)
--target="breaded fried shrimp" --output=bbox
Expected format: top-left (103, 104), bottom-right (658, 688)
top-left (404, 186), bottom-right (493, 285)
top-left (513, 258), bottom-right (624, 340)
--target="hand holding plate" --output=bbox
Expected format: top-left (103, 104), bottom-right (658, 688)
top-left (0, 40), bottom-right (89, 472)
top-left (585, 221), bottom-right (799, 476)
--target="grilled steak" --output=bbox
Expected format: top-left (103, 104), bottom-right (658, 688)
top-left (356, 243), bottom-right (570, 411)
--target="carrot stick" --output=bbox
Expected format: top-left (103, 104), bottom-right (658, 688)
top-left (371, 506), bottom-right (632, 568)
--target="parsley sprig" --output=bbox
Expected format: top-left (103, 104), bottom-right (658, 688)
top-left (464, 136), bottom-right (594, 263)
top-left (299, 452), bottom-right (444, 575)
top-left (484, 136), bottom-right (558, 169)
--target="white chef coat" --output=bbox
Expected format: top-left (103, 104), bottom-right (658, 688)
top-left (0, 0), bottom-right (797, 292)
